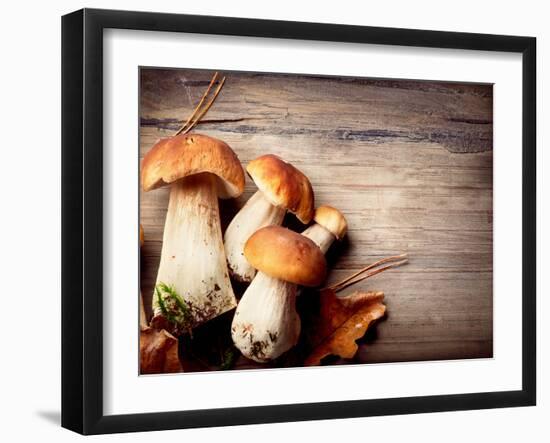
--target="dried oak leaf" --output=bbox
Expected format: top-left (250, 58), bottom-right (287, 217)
top-left (140, 326), bottom-right (182, 374)
top-left (304, 289), bottom-right (386, 366)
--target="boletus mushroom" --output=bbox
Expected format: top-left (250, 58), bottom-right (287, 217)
top-left (224, 154), bottom-right (314, 283)
top-left (231, 226), bottom-right (326, 362)
top-left (141, 133), bottom-right (245, 334)
top-left (301, 205), bottom-right (348, 253)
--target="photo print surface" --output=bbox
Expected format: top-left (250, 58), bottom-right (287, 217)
top-left (139, 68), bottom-right (493, 374)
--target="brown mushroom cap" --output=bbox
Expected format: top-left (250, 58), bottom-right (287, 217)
top-left (244, 226), bottom-right (327, 287)
top-left (141, 133), bottom-right (245, 198)
top-left (313, 205), bottom-right (348, 240)
top-left (246, 154), bottom-right (314, 223)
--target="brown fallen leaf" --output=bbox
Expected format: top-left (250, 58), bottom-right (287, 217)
top-left (139, 290), bottom-right (182, 374)
top-left (140, 326), bottom-right (182, 374)
top-left (304, 289), bottom-right (386, 366)
top-left (139, 226), bottom-right (181, 374)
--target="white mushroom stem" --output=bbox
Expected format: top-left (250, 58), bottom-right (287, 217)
top-left (153, 173), bottom-right (236, 333)
top-left (231, 272), bottom-right (299, 362)
top-left (224, 191), bottom-right (286, 282)
top-left (301, 223), bottom-right (336, 254)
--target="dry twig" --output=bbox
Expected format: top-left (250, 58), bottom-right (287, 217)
top-left (327, 253), bottom-right (408, 293)
top-left (174, 72), bottom-right (226, 136)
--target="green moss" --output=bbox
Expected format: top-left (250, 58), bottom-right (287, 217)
top-left (220, 347), bottom-right (238, 370)
top-left (155, 286), bottom-right (170, 318)
top-left (154, 282), bottom-right (192, 334)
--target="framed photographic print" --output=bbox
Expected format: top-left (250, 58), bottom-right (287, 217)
top-left (61, 8), bottom-right (536, 435)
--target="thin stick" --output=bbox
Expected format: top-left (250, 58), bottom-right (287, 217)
top-left (181, 76), bottom-right (226, 135)
top-left (174, 72), bottom-right (219, 136)
top-left (329, 258), bottom-right (408, 293)
top-left (328, 253), bottom-right (407, 292)
top-left (330, 257), bottom-right (408, 293)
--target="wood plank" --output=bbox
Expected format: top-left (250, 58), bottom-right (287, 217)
top-left (139, 68), bottom-right (493, 369)
top-left (140, 69), bottom-right (493, 154)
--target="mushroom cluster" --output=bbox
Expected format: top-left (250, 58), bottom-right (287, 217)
top-left (139, 75), bottom-right (352, 366)
top-left (141, 129), bottom-right (348, 360)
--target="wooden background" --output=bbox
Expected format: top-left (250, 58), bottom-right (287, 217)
top-left (139, 68), bottom-right (493, 368)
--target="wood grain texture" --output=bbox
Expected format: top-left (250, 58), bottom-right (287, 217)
top-left (139, 68), bottom-right (493, 369)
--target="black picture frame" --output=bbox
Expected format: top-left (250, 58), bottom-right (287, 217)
top-left (62, 8), bottom-right (536, 435)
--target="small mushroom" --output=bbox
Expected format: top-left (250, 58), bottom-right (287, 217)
top-left (141, 133), bottom-right (245, 333)
top-left (224, 154), bottom-right (314, 282)
top-left (231, 226), bottom-right (326, 362)
top-left (301, 205), bottom-right (348, 253)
